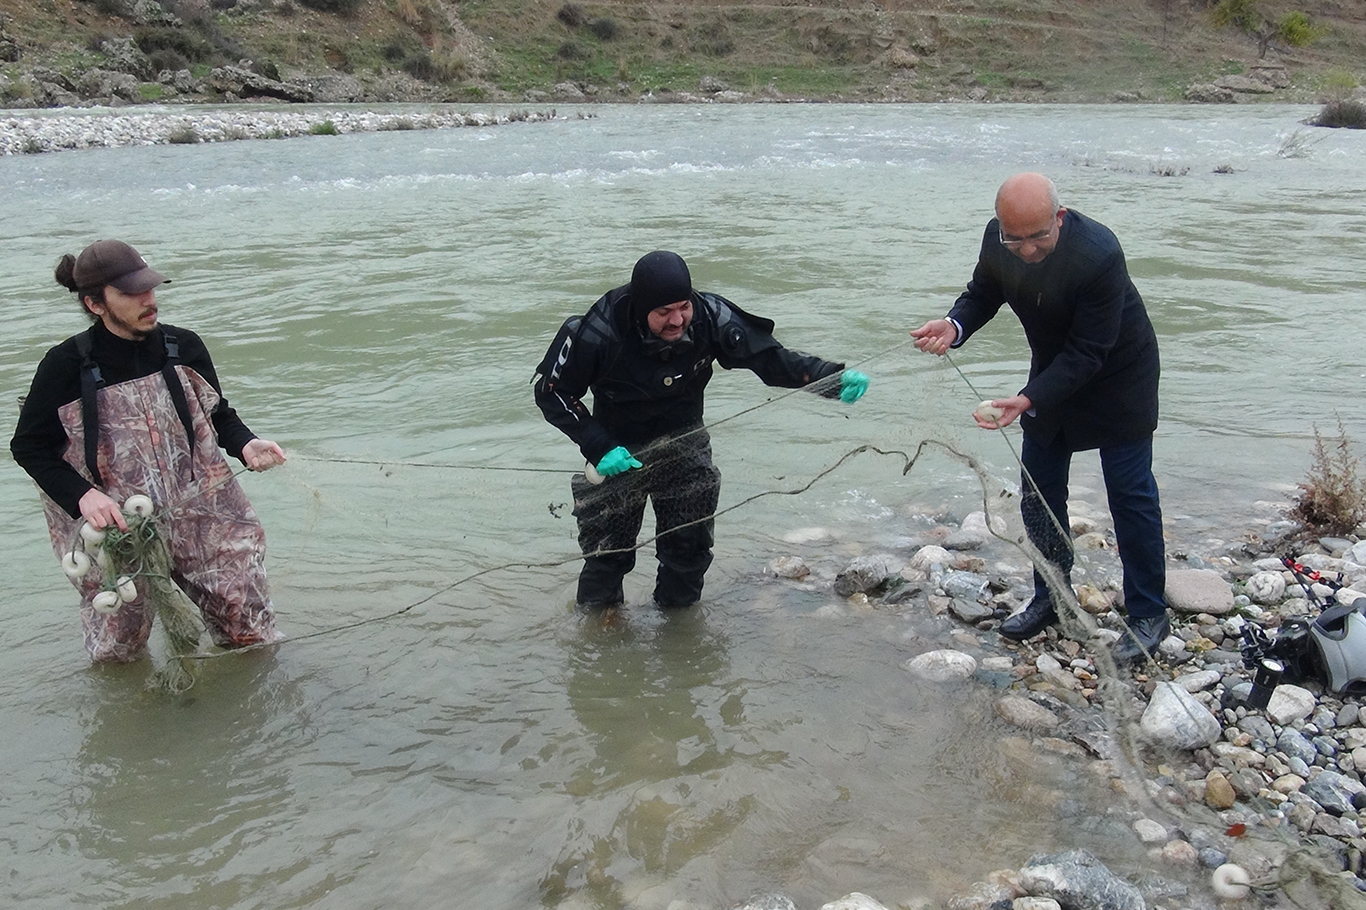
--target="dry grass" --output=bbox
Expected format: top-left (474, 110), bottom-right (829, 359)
top-left (1290, 420), bottom-right (1366, 539)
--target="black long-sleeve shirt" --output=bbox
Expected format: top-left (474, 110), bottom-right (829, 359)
top-left (10, 321), bottom-right (257, 517)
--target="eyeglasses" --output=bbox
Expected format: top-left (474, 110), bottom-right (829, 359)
top-left (998, 226), bottom-right (1055, 249)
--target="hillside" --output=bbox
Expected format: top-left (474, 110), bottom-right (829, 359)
top-left (0, 0), bottom-right (1363, 106)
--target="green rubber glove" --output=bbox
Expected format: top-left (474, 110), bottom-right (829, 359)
top-left (839, 370), bottom-right (870, 403)
top-left (596, 446), bottom-right (643, 477)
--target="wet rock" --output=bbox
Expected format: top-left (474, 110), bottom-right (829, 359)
top-left (909, 545), bottom-right (952, 572)
top-left (904, 649), bottom-right (977, 683)
top-left (1012, 898), bottom-right (1061, 910)
top-left (949, 598), bottom-right (994, 623)
top-left (834, 554), bottom-right (899, 596)
top-left (731, 894), bottom-right (797, 910)
top-left (1198, 846), bottom-right (1228, 868)
top-left (937, 569), bottom-right (990, 601)
top-left (768, 556), bottom-right (810, 579)
top-left (944, 511), bottom-right (994, 550)
top-left (1132, 818), bottom-right (1167, 843)
top-left (1160, 840), bottom-right (1198, 865)
top-left (1267, 684), bottom-right (1316, 725)
top-left (818, 892), bottom-right (891, 910)
top-left (946, 881), bottom-right (1014, 910)
top-left (995, 695), bottom-right (1062, 732)
top-left (1142, 681), bottom-right (1221, 749)
top-left (1166, 569), bottom-right (1235, 616)
top-left (883, 581), bottom-right (923, 605)
top-left (1016, 849), bottom-right (1144, 910)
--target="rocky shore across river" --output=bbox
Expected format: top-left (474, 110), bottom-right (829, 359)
top-left (0, 105), bottom-right (561, 156)
top-left (746, 510), bottom-right (1366, 910)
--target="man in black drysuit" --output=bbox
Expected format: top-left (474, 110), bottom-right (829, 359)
top-left (533, 251), bottom-right (869, 609)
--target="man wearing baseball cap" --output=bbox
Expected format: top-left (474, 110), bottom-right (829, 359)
top-left (10, 239), bottom-right (287, 663)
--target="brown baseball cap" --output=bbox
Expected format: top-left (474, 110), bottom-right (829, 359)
top-left (73, 240), bottom-right (169, 294)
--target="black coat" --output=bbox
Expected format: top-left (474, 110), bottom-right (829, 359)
top-left (534, 287), bottom-right (843, 464)
top-left (948, 209), bottom-right (1160, 450)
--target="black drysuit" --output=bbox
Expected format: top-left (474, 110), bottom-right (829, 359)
top-left (534, 286), bottom-right (843, 606)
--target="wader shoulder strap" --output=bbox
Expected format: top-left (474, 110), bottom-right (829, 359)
top-left (74, 330), bottom-right (104, 486)
top-left (159, 332), bottom-right (197, 453)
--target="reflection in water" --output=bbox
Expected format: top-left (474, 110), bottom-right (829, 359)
top-left (541, 606), bottom-right (780, 907)
top-left (72, 654), bottom-right (313, 907)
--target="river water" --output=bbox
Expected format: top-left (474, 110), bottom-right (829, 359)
top-left (1, 103), bottom-right (1363, 910)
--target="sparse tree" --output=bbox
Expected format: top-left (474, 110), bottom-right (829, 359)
top-left (1210, 0), bottom-right (1323, 59)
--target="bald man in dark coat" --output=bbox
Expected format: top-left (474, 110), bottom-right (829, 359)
top-left (912, 173), bottom-right (1168, 664)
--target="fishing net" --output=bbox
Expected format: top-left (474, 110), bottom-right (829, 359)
top-left (65, 504), bottom-right (205, 695)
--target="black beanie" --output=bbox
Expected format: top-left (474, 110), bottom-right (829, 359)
top-left (629, 251), bottom-right (692, 327)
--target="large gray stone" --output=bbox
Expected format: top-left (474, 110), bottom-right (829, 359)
top-left (1185, 83), bottom-right (1235, 103)
top-left (1018, 849), bottom-right (1145, 910)
top-left (904, 649), bottom-right (977, 683)
top-left (1214, 74), bottom-right (1276, 94)
top-left (995, 695), bottom-right (1061, 732)
top-left (1140, 681), bottom-right (1221, 750)
top-left (207, 65), bottom-right (315, 103)
top-left (1166, 569), bottom-right (1234, 615)
top-left (1303, 770), bottom-right (1365, 815)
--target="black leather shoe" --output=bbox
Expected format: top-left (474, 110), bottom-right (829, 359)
top-left (1112, 613), bottom-right (1171, 665)
top-left (998, 596), bottom-right (1059, 641)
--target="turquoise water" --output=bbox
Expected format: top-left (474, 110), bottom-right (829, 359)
top-left (1, 103), bottom-right (1363, 909)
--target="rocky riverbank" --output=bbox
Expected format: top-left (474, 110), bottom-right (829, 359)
top-left (0, 104), bottom-right (561, 155)
top-left (752, 512), bottom-right (1366, 910)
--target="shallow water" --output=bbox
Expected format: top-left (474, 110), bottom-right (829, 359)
top-left (1, 103), bottom-right (1364, 909)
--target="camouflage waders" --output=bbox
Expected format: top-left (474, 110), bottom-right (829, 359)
top-left (41, 366), bottom-right (278, 662)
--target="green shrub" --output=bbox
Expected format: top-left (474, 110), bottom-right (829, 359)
top-left (135, 27), bottom-right (211, 63)
top-left (138, 82), bottom-right (164, 101)
top-left (147, 48), bottom-right (189, 74)
top-left (556, 3), bottom-right (586, 28)
top-left (309, 120), bottom-right (340, 135)
top-left (588, 18), bottom-right (618, 41)
top-left (1311, 100), bottom-right (1366, 129)
top-left (296, 0), bottom-right (364, 13)
top-left (400, 51), bottom-right (435, 80)
top-left (556, 41), bottom-right (591, 61)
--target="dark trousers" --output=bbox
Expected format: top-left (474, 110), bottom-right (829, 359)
top-left (1021, 431), bottom-right (1167, 620)
top-left (572, 432), bottom-right (721, 608)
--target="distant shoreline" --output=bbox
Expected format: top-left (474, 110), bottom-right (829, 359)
top-left (0, 107), bottom-right (561, 156)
